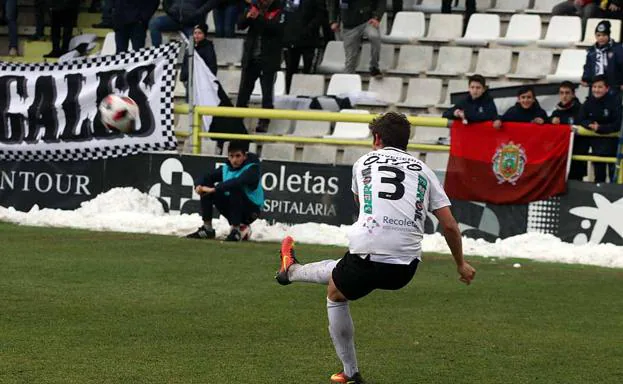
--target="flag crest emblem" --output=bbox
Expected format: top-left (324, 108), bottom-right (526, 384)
top-left (492, 142), bottom-right (527, 185)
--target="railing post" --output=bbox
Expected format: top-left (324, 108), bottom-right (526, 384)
top-left (192, 110), bottom-right (201, 154)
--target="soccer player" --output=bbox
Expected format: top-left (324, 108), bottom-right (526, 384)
top-left (274, 112), bottom-right (476, 384)
top-left (186, 140), bottom-right (264, 241)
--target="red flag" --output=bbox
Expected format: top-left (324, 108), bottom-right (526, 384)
top-left (444, 121), bottom-right (571, 204)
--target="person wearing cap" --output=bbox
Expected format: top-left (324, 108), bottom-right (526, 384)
top-left (181, 23), bottom-right (218, 80)
top-left (112, 0), bottom-right (159, 53)
top-left (581, 20), bottom-right (623, 93)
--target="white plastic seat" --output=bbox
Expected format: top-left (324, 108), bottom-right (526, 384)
top-left (466, 48), bottom-right (512, 78)
top-left (486, 0), bottom-right (530, 13)
top-left (454, 13), bottom-right (500, 46)
top-left (292, 120), bottom-right (332, 137)
top-left (426, 46), bottom-right (473, 77)
top-left (436, 79), bottom-right (469, 109)
top-left (419, 14), bottom-right (463, 43)
top-left (327, 74), bottom-right (362, 96)
top-left (289, 74), bottom-right (325, 97)
top-left (317, 41), bottom-right (346, 73)
top-left (506, 50), bottom-right (553, 80)
top-left (356, 44), bottom-right (395, 73)
top-left (387, 45), bottom-right (434, 74)
top-left (422, 152), bottom-right (450, 171)
top-left (381, 12), bottom-right (426, 44)
top-left (100, 32), bottom-right (117, 56)
top-left (357, 77), bottom-right (403, 107)
top-left (325, 109), bottom-right (370, 139)
top-left (260, 143), bottom-right (296, 161)
top-left (411, 127), bottom-right (450, 145)
top-left (340, 146), bottom-right (372, 165)
top-left (578, 18), bottom-right (622, 47)
top-left (301, 145), bottom-right (337, 164)
top-left (251, 71), bottom-right (286, 98)
top-left (537, 16), bottom-right (582, 48)
top-left (212, 38), bottom-right (244, 66)
top-left (497, 14), bottom-right (542, 46)
top-left (545, 49), bottom-right (586, 82)
top-left (397, 78), bottom-right (443, 108)
top-left (525, 0), bottom-right (559, 14)
top-left (217, 70), bottom-right (242, 95)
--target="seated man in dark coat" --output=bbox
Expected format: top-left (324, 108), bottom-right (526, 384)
top-left (501, 86), bottom-right (549, 124)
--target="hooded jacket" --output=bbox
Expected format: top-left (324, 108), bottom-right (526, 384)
top-left (549, 97), bottom-right (582, 125)
top-left (578, 92), bottom-right (621, 155)
top-left (501, 101), bottom-right (549, 123)
top-left (442, 91), bottom-right (499, 122)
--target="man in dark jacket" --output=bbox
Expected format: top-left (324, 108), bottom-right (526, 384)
top-left (113, 0), bottom-right (159, 53)
top-left (328, 0), bottom-right (384, 77)
top-left (501, 86), bottom-right (549, 124)
top-left (235, 0), bottom-right (286, 132)
top-left (43, 0), bottom-right (80, 58)
top-left (283, 0), bottom-right (326, 94)
top-left (578, 75), bottom-right (621, 182)
top-left (187, 140), bottom-right (264, 241)
top-left (581, 20), bottom-right (623, 93)
top-left (442, 74), bottom-right (501, 126)
top-left (550, 81), bottom-right (586, 180)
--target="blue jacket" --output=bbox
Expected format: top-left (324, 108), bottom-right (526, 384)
top-left (501, 101), bottom-right (548, 123)
top-left (578, 93), bottom-right (621, 156)
top-left (442, 91), bottom-right (499, 122)
top-left (581, 39), bottom-right (623, 88)
top-left (198, 153), bottom-right (264, 207)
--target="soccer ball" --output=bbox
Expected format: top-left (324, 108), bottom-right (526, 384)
top-left (99, 94), bottom-right (139, 133)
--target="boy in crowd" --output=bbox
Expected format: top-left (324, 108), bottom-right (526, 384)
top-left (187, 140), bottom-right (265, 241)
top-left (581, 20), bottom-right (623, 93)
top-left (442, 74), bottom-right (501, 128)
top-left (501, 86), bottom-right (549, 124)
top-left (550, 81), bottom-right (587, 180)
top-left (578, 75), bottom-right (621, 182)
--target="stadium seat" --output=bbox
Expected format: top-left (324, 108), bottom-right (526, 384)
top-left (217, 70), bottom-right (242, 95)
top-left (356, 44), bottom-right (395, 73)
top-left (325, 109), bottom-right (370, 139)
top-left (486, 0), bottom-right (530, 13)
top-left (418, 14), bottom-right (463, 43)
top-left (497, 14), bottom-right (542, 47)
top-left (100, 32), bottom-right (116, 56)
top-left (474, 0), bottom-right (494, 10)
top-left (291, 120), bottom-right (332, 137)
top-left (357, 77), bottom-right (403, 107)
top-left (454, 13), bottom-right (500, 46)
top-left (537, 16), bottom-right (582, 48)
top-left (506, 50), bottom-right (553, 80)
top-left (327, 74), bottom-right (362, 96)
top-left (426, 46), bottom-right (473, 77)
top-left (317, 41), bottom-right (346, 74)
top-left (411, 126), bottom-right (450, 144)
top-left (340, 146), bottom-right (372, 165)
top-left (466, 48), bottom-right (512, 78)
top-left (397, 78), bottom-right (443, 109)
top-left (488, 80), bottom-right (522, 89)
top-left (578, 18), bottom-right (622, 47)
top-left (200, 139), bottom-right (219, 155)
top-left (525, 0), bottom-right (559, 14)
top-left (288, 74), bottom-right (325, 97)
top-left (378, 12), bottom-right (389, 37)
top-left (545, 49), bottom-right (586, 82)
top-left (399, 0), bottom-right (419, 11)
top-left (301, 145), bottom-right (337, 164)
top-left (260, 143), bottom-right (296, 161)
top-left (212, 38), bottom-right (244, 66)
top-left (174, 73), bottom-right (186, 98)
top-left (422, 152), bottom-right (450, 171)
top-left (387, 45), bottom-right (434, 74)
top-left (381, 12), bottom-right (426, 44)
top-left (436, 79), bottom-right (469, 109)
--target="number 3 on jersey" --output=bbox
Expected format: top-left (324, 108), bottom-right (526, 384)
top-left (378, 166), bottom-right (405, 200)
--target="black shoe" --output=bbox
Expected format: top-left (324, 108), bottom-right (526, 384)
top-left (255, 118), bottom-right (269, 133)
top-left (370, 67), bottom-right (383, 79)
top-left (92, 22), bottom-right (113, 29)
top-left (43, 50), bottom-right (63, 58)
top-left (186, 226), bottom-right (216, 239)
top-left (225, 228), bottom-right (242, 242)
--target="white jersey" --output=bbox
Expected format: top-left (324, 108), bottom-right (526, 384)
top-left (348, 147), bottom-right (451, 264)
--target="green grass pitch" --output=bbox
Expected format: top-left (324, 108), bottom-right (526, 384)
top-left (1, 222), bottom-right (622, 384)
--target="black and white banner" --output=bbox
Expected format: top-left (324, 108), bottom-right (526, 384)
top-left (0, 42), bottom-right (180, 162)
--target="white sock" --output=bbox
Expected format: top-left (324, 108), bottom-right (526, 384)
top-left (288, 260), bottom-right (338, 284)
top-left (327, 298), bottom-right (358, 377)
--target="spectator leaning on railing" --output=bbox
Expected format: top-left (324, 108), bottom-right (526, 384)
top-left (442, 74), bottom-right (501, 129)
top-left (500, 86), bottom-right (549, 125)
top-left (581, 20), bottom-right (623, 93)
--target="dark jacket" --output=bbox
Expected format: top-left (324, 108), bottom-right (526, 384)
top-left (112, 0), bottom-right (159, 27)
top-left (328, 0), bottom-right (384, 29)
top-left (238, 0), bottom-right (285, 72)
top-left (181, 39), bottom-right (218, 82)
top-left (164, 0), bottom-right (226, 26)
top-left (549, 98), bottom-right (582, 125)
top-left (578, 92), bottom-right (621, 155)
top-left (198, 153), bottom-right (262, 194)
top-left (442, 91), bottom-right (499, 122)
top-left (581, 38), bottom-right (623, 89)
top-left (49, 0), bottom-right (80, 10)
top-left (283, 0), bottom-right (326, 48)
top-left (501, 101), bottom-right (549, 123)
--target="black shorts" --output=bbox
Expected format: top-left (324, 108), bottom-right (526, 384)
top-left (332, 252), bottom-right (419, 301)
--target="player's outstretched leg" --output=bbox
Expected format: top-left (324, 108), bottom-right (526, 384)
top-left (274, 236), bottom-right (339, 285)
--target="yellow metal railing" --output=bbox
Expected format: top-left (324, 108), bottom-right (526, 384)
top-left (173, 104), bottom-right (623, 184)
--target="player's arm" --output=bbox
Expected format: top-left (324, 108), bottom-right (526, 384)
top-left (433, 206), bottom-right (476, 285)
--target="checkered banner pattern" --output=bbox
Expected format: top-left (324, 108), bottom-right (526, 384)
top-left (0, 42), bottom-right (180, 162)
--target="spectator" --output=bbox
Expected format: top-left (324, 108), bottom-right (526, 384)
top-left (550, 81), bottom-right (587, 180)
top-left (501, 86), bottom-right (548, 124)
top-left (552, 0), bottom-right (599, 33)
top-left (235, 0), bottom-right (286, 133)
top-left (599, 1), bottom-right (623, 39)
top-left (283, 0), bottom-right (326, 94)
top-left (213, 0), bottom-right (240, 37)
top-left (182, 23), bottom-right (218, 82)
top-left (581, 20), bottom-right (623, 93)
top-left (149, 0), bottom-right (225, 47)
top-left (2, 0), bottom-right (18, 56)
top-left (30, 0), bottom-right (48, 41)
top-left (186, 140), bottom-right (264, 241)
top-left (578, 75), bottom-right (621, 182)
top-left (328, 0), bottom-right (384, 78)
top-left (44, 0), bottom-right (80, 58)
top-left (442, 74), bottom-right (501, 127)
top-left (112, 0), bottom-right (159, 53)
top-left (92, 0), bottom-right (113, 29)
top-left (442, 0), bottom-right (475, 33)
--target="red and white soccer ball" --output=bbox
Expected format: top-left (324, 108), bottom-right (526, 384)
top-left (99, 94), bottom-right (139, 133)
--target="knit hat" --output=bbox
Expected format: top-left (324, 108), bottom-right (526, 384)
top-left (595, 20), bottom-right (611, 35)
top-left (194, 23), bottom-right (209, 35)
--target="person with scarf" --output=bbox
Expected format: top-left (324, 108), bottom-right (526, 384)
top-left (581, 20), bottom-right (623, 94)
